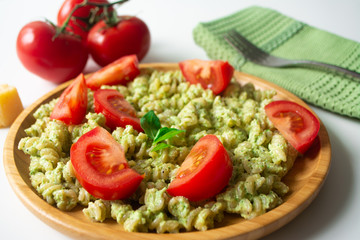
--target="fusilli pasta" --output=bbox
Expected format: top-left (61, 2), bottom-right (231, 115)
top-left (19, 69), bottom-right (298, 233)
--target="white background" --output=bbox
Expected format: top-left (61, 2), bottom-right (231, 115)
top-left (1, 0), bottom-right (360, 239)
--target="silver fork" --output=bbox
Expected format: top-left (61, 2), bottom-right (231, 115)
top-left (224, 30), bottom-right (360, 80)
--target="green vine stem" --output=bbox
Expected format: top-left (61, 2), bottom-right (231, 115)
top-left (54, 0), bottom-right (129, 39)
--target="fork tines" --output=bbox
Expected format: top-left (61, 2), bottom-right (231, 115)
top-left (223, 30), bottom-right (268, 62)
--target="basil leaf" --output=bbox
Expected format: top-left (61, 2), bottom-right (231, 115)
top-left (140, 110), bottom-right (161, 140)
top-left (141, 110), bottom-right (185, 152)
top-left (151, 142), bottom-right (171, 152)
top-left (153, 127), bottom-right (185, 144)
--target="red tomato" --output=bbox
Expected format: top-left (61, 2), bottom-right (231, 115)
top-left (70, 127), bottom-right (144, 200)
top-left (57, 0), bottom-right (111, 40)
top-left (87, 16), bottom-right (151, 66)
top-left (179, 59), bottom-right (234, 94)
top-left (94, 89), bottom-right (143, 132)
top-left (16, 21), bottom-right (88, 84)
top-left (86, 54), bottom-right (140, 90)
top-left (167, 135), bottom-right (233, 202)
top-left (50, 73), bottom-right (88, 125)
top-left (265, 100), bottom-right (320, 154)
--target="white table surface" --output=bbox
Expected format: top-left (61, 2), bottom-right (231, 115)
top-left (1, 0), bottom-right (359, 239)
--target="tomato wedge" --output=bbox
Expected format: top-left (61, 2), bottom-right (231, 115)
top-left (167, 135), bottom-right (233, 202)
top-left (86, 54), bottom-right (140, 90)
top-left (94, 89), bottom-right (143, 132)
top-left (265, 100), bottom-right (320, 154)
top-left (50, 73), bottom-right (87, 125)
top-left (70, 127), bottom-right (144, 200)
top-left (179, 59), bottom-right (234, 94)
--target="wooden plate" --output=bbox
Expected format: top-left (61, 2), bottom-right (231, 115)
top-left (3, 63), bottom-right (331, 240)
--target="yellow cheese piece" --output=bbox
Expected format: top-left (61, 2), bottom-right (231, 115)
top-left (0, 84), bottom-right (24, 127)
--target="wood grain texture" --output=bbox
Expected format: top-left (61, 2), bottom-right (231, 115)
top-left (3, 63), bottom-right (331, 240)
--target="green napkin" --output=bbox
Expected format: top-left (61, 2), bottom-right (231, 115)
top-left (193, 6), bottom-right (360, 119)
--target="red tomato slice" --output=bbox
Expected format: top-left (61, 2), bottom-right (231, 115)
top-left (167, 135), bottom-right (233, 202)
top-left (86, 54), bottom-right (140, 90)
top-left (50, 73), bottom-right (87, 125)
top-left (265, 100), bottom-right (320, 154)
top-left (70, 127), bottom-right (143, 200)
top-left (94, 89), bottom-right (143, 132)
top-left (179, 59), bottom-right (234, 94)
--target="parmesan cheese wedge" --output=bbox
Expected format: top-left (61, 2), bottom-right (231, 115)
top-left (0, 84), bottom-right (24, 127)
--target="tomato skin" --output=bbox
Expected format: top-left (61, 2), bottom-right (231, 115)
top-left (179, 59), bottom-right (234, 94)
top-left (265, 100), bottom-right (320, 154)
top-left (57, 0), bottom-right (111, 40)
top-left (86, 54), bottom-right (140, 90)
top-left (167, 135), bottom-right (233, 202)
top-left (50, 73), bottom-right (88, 125)
top-left (94, 89), bottom-right (143, 132)
top-left (70, 127), bottom-right (143, 200)
top-left (87, 16), bottom-right (151, 66)
top-left (16, 21), bottom-right (88, 84)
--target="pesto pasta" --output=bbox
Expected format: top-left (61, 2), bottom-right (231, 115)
top-left (19, 68), bottom-right (298, 233)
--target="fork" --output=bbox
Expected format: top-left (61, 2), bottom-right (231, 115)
top-left (224, 30), bottom-right (360, 80)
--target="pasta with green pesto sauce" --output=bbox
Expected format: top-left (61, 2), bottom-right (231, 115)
top-left (19, 69), bottom-right (298, 233)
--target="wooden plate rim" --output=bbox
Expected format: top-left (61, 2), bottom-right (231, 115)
top-left (3, 63), bottom-right (331, 240)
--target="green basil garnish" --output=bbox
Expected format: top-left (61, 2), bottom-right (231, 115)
top-left (154, 127), bottom-right (185, 144)
top-left (140, 110), bottom-right (185, 152)
top-left (140, 110), bottom-right (161, 140)
top-left (151, 142), bottom-right (171, 152)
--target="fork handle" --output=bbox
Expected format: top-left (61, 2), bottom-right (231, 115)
top-left (287, 60), bottom-right (360, 79)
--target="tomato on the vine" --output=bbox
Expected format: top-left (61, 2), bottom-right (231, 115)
top-left (87, 16), bottom-right (151, 66)
top-left (179, 59), bottom-right (234, 95)
top-left (16, 21), bottom-right (88, 84)
top-left (265, 100), bottom-right (320, 154)
top-left (50, 73), bottom-right (88, 124)
top-left (167, 135), bottom-right (233, 202)
top-left (70, 127), bottom-right (144, 200)
top-left (57, 0), bottom-right (112, 40)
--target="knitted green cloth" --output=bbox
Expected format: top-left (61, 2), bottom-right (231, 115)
top-left (193, 6), bottom-right (360, 119)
